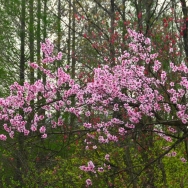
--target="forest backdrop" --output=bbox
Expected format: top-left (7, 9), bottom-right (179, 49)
top-left (0, 0), bottom-right (188, 187)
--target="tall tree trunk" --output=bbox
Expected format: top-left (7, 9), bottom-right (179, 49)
top-left (29, 0), bottom-right (34, 84)
top-left (68, 0), bottom-right (71, 68)
top-left (110, 0), bottom-right (115, 66)
top-left (16, 0), bottom-right (26, 185)
top-left (121, 0), bottom-right (127, 54)
top-left (180, 0), bottom-right (188, 61)
top-left (56, 0), bottom-right (61, 120)
top-left (144, 0), bottom-right (153, 36)
top-left (19, 1), bottom-right (25, 86)
top-left (29, 0), bottom-right (35, 128)
top-left (134, 0), bottom-right (144, 32)
top-left (124, 141), bottom-right (138, 188)
top-left (37, 0), bottom-right (41, 80)
top-left (72, 0), bottom-right (76, 79)
top-left (38, 0), bottom-right (47, 119)
top-left (69, 0), bottom-right (76, 127)
top-left (37, 0), bottom-right (45, 120)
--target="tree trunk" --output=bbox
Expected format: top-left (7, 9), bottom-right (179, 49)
top-left (16, 0), bottom-right (26, 185)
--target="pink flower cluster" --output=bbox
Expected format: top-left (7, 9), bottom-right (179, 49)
top-left (166, 151), bottom-right (177, 157)
top-left (0, 29), bottom-right (188, 185)
top-left (79, 161), bottom-right (95, 173)
top-left (41, 39), bottom-right (62, 63)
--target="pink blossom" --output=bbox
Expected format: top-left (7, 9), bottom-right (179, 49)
top-left (56, 52), bottom-right (62, 60)
top-left (9, 131), bottom-right (14, 139)
top-left (180, 157), bottom-right (187, 163)
top-left (86, 179), bottom-right (92, 186)
top-left (93, 145), bottom-right (97, 149)
top-left (83, 123), bottom-right (92, 129)
top-left (39, 126), bottom-right (46, 134)
top-left (24, 129), bottom-right (30, 136)
top-left (88, 161), bottom-right (95, 170)
top-left (41, 134), bottom-right (47, 138)
top-left (85, 146), bottom-right (89, 150)
top-left (31, 125), bottom-right (37, 132)
top-left (164, 136), bottom-right (172, 142)
top-left (171, 151), bottom-right (177, 157)
top-left (67, 100), bottom-right (71, 105)
top-left (98, 167), bottom-right (104, 172)
top-left (119, 127), bottom-right (127, 135)
top-left (105, 154), bottom-right (110, 161)
top-left (0, 134), bottom-right (7, 141)
top-left (85, 111), bottom-right (91, 117)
